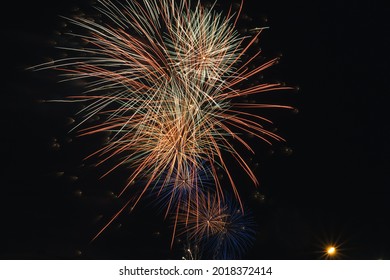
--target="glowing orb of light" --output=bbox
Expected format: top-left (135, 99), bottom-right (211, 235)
top-left (326, 246), bottom-right (336, 256)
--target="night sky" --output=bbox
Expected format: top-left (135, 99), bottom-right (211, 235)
top-left (2, 0), bottom-right (390, 260)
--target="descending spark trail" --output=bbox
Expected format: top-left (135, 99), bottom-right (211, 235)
top-left (30, 0), bottom-right (294, 255)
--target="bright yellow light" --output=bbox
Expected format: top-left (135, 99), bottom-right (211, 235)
top-left (327, 246), bottom-right (336, 255)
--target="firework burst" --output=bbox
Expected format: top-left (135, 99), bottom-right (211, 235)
top-left (30, 0), bottom-right (294, 249)
top-left (176, 191), bottom-right (256, 259)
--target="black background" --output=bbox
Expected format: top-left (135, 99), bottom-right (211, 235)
top-left (2, 0), bottom-right (390, 259)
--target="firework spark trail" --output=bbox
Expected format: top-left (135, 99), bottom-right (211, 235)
top-left (30, 0), bottom-right (294, 244)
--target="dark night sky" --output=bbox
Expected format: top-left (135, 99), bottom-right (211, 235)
top-left (2, 0), bottom-right (390, 260)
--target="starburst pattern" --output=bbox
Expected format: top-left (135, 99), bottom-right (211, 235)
top-left (30, 0), bottom-right (293, 256)
top-left (177, 191), bottom-right (256, 259)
